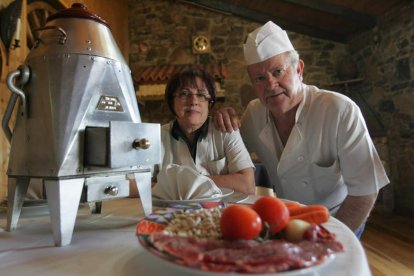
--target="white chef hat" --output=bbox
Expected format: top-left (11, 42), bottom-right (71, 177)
top-left (243, 21), bottom-right (295, 65)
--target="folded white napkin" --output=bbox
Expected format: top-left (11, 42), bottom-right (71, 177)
top-left (152, 164), bottom-right (222, 200)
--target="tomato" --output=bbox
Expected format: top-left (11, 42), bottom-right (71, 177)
top-left (136, 220), bottom-right (166, 235)
top-left (252, 196), bottom-right (289, 234)
top-left (220, 204), bottom-right (262, 240)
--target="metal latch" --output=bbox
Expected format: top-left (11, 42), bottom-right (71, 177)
top-left (104, 185), bottom-right (119, 196)
top-left (132, 138), bottom-right (150, 149)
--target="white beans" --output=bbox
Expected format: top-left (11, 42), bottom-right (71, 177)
top-left (162, 207), bottom-right (223, 239)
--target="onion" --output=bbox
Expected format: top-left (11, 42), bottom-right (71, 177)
top-left (285, 219), bottom-right (311, 242)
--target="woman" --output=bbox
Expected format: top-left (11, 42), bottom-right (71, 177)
top-left (157, 68), bottom-right (255, 195)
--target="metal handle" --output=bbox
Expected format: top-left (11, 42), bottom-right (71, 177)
top-left (104, 185), bottom-right (119, 196)
top-left (2, 65), bottom-right (30, 143)
top-left (32, 25), bottom-right (67, 46)
top-left (132, 138), bottom-right (150, 149)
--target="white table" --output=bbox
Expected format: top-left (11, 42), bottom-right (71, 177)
top-left (0, 197), bottom-right (371, 276)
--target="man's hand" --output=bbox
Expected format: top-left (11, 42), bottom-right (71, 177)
top-left (213, 107), bottom-right (241, 132)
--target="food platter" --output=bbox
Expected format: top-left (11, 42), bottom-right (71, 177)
top-left (152, 188), bottom-right (236, 206)
top-left (137, 204), bottom-right (338, 275)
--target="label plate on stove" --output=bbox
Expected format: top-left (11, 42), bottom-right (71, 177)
top-left (96, 95), bottom-right (124, 112)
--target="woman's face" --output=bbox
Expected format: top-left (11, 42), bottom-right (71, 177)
top-left (173, 76), bottom-right (211, 133)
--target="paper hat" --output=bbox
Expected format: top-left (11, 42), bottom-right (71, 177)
top-left (243, 21), bottom-right (295, 65)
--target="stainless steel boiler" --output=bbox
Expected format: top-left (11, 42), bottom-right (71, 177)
top-left (2, 3), bottom-right (160, 246)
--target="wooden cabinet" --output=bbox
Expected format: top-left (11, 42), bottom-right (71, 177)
top-left (0, 0), bottom-right (129, 198)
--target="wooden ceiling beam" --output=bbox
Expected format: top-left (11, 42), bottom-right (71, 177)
top-left (281, 0), bottom-right (377, 27)
top-left (179, 0), bottom-right (348, 42)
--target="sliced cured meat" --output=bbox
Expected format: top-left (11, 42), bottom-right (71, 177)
top-left (148, 232), bottom-right (343, 273)
top-left (149, 233), bottom-right (258, 264)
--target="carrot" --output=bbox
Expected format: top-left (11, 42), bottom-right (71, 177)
top-left (289, 205), bottom-right (329, 224)
top-left (288, 205), bottom-right (328, 216)
top-left (290, 210), bottom-right (329, 224)
top-left (283, 201), bottom-right (302, 209)
top-left (285, 201), bottom-right (307, 217)
top-left (283, 202), bottom-right (330, 224)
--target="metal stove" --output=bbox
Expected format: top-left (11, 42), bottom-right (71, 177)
top-left (2, 3), bottom-right (160, 246)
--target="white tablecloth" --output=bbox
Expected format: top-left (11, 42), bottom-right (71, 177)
top-left (0, 197), bottom-right (371, 276)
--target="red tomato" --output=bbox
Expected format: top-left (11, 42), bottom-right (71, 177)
top-left (252, 196), bottom-right (289, 234)
top-left (136, 220), bottom-right (166, 235)
top-left (220, 204), bottom-right (262, 240)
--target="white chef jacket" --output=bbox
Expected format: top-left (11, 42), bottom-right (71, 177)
top-left (161, 118), bottom-right (254, 176)
top-left (241, 85), bottom-right (389, 211)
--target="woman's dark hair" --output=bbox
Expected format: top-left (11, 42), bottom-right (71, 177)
top-left (165, 68), bottom-right (216, 116)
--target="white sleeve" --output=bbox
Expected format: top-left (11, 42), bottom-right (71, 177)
top-left (223, 129), bottom-right (254, 173)
top-left (337, 101), bottom-right (389, 196)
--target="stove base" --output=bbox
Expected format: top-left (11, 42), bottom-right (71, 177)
top-left (6, 172), bottom-right (152, 246)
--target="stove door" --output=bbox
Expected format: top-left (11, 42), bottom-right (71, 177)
top-left (84, 121), bottom-right (161, 169)
top-left (109, 121), bottom-right (161, 168)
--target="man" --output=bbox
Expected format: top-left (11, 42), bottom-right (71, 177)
top-left (215, 21), bottom-right (389, 235)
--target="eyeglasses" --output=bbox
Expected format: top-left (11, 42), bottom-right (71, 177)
top-left (174, 89), bottom-right (212, 102)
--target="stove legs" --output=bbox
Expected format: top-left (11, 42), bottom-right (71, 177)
top-left (6, 173), bottom-right (150, 247)
top-left (6, 177), bottom-right (83, 246)
top-left (44, 178), bottom-right (84, 246)
top-left (6, 177), bottom-right (30, 231)
top-left (133, 171), bottom-right (152, 215)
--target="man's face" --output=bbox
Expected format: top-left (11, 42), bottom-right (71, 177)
top-left (247, 53), bottom-right (304, 114)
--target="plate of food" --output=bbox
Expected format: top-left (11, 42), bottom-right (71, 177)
top-left (152, 188), bottom-right (235, 206)
top-left (136, 199), bottom-right (343, 275)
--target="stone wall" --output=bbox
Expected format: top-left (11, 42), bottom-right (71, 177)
top-left (128, 0), bottom-right (414, 214)
top-left (128, 0), bottom-right (347, 123)
top-left (348, 2), bottom-right (414, 215)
